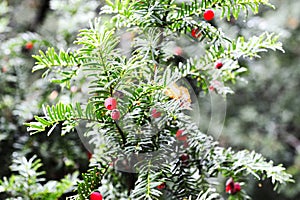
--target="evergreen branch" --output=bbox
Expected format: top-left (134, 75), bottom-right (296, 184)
top-left (130, 160), bottom-right (162, 200)
top-left (180, 114), bottom-right (292, 193)
top-left (201, 0), bottom-right (274, 20)
top-left (195, 188), bottom-right (220, 200)
top-left (32, 47), bottom-right (79, 72)
top-left (75, 18), bottom-right (119, 65)
top-left (193, 32), bottom-right (283, 71)
top-left (230, 150), bottom-right (293, 189)
top-left (32, 47), bottom-right (80, 87)
top-left (231, 32), bottom-right (284, 58)
top-left (24, 102), bottom-right (99, 135)
top-left (77, 166), bottom-right (109, 200)
top-left (105, 0), bottom-right (274, 40)
top-left (75, 18), bottom-right (123, 102)
top-left (176, 32), bottom-right (284, 95)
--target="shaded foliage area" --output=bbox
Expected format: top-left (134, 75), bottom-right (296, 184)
top-left (0, 0), bottom-right (100, 198)
top-left (202, 0), bottom-right (300, 199)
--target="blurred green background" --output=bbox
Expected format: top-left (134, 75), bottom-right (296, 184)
top-left (0, 0), bottom-right (299, 199)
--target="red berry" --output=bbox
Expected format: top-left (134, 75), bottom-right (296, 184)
top-left (151, 108), bottom-right (161, 118)
top-left (215, 61), bottom-right (223, 69)
top-left (176, 129), bottom-right (187, 141)
top-left (90, 191), bottom-right (103, 200)
top-left (111, 109), bottom-right (120, 120)
top-left (226, 184), bottom-right (232, 194)
top-left (87, 152), bottom-right (92, 160)
top-left (157, 182), bottom-right (166, 190)
top-left (233, 183), bottom-right (241, 193)
top-left (191, 28), bottom-right (201, 38)
top-left (209, 85), bottom-right (215, 91)
top-left (25, 42), bottom-right (34, 50)
top-left (203, 9), bottom-right (215, 21)
top-left (225, 177), bottom-right (234, 193)
top-left (104, 97), bottom-right (117, 110)
top-left (180, 154), bottom-right (189, 161)
top-left (180, 154), bottom-right (189, 166)
top-left (225, 178), bottom-right (241, 194)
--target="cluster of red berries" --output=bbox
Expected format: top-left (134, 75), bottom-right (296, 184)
top-left (191, 9), bottom-right (215, 38)
top-left (90, 191), bottom-right (103, 200)
top-left (104, 97), bottom-right (120, 120)
top-left (225, 177), bottom-right (241, 195)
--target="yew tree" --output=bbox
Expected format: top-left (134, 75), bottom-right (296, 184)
top-left (25, 0), bottom-right (293, 199)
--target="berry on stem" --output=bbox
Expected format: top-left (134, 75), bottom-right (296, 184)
top-left (87, 152), bottom-right (92, 160)
top-left (234, 183), bottom-right (241, 193)
top-left (90, 191), bottom-right (103, 200)
top-left (180, 154), bottom-right (189, 166)
top-left (215, 61), bottom-right (223, 69)
top-left (203, 9), bottom-right (215, 21)
top-left (151, 108), bottom-right (161, 118)
top-left (157, 182), bottom-right (166, 190)
top-left (104, 97), bottom-right (117, 110)
top-left (225, 177), bottom-right (241, 195)
top-left (225, 177), bottom-right (234, 193)
top-left (25, 41), bottom-right (34, 50)
top-left (111, 109), bottom-right (120, 120)
top-left (191, 28), bottom-right (201, 38)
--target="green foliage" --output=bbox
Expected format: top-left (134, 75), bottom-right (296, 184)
top-left (24, 0), bottom-right (294, 199)
top-left (212, 0), bottom-right (300, 198)
top-left (180, 32), bottom-right (284, 94)
top-left (194, 188), bottom-right (220, 200)
top-left (77, 166), bottom-right (108, 200)
top-left (0, 155), bottom-right (78, 200)
top-left (0, 1), bottom-right (98, 199)
top-left (32, 47), bottom-right (80, 87)
top-left (24, 102), bottom-right (98, 136)
top-left (0, 0), bottom-right (10, 33)
top-left (103, 0), bottom-right (274, 28)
